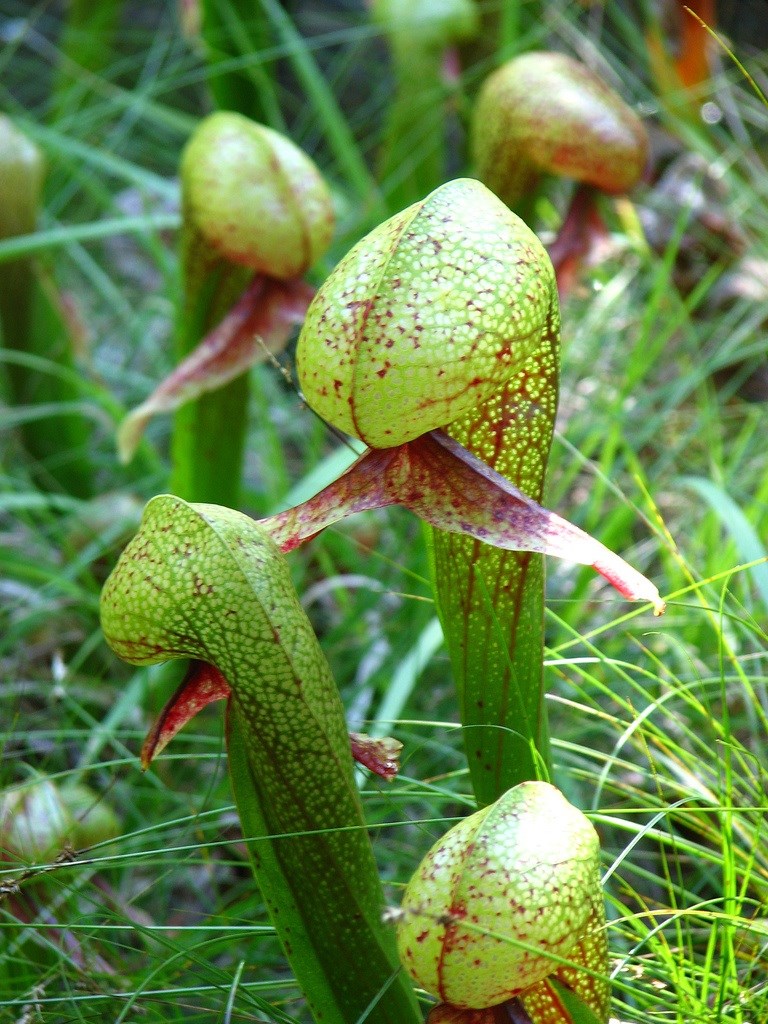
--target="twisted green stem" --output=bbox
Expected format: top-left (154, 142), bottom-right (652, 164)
top-left (432, 320), bottom-right (558, 801)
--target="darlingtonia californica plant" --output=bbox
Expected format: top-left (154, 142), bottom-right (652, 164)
top-left (100, 496), bottom-right (421, 1024)
top-left (118, 111), bottom-right (334, 507)
top-left (397, 782), bottom-right (608, 1023)
top-left (471, 51), bottom-right (648, 289)
top-left (102, 177), bottom-right (663, 1022)
top-left (472, 51), bottom-right (648, 208)
top-left (0, 116), bottom-right (95, 497)
top-left (289, 177), bottom-right (662, 802)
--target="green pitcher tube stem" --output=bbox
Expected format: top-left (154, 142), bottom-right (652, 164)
top-left (170, 221), bottom-right (251, 506)
top-left (431, 534), bottom-right (552, 798)
top-left (0, 116), bottom-right (94, 497)
top-left (430, 294), bottom-right (559, 802)
top-left (0, 118), bottom-right (43, 382)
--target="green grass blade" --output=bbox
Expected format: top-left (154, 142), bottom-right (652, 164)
top-left (681, 476), bottom-right (768, 610)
